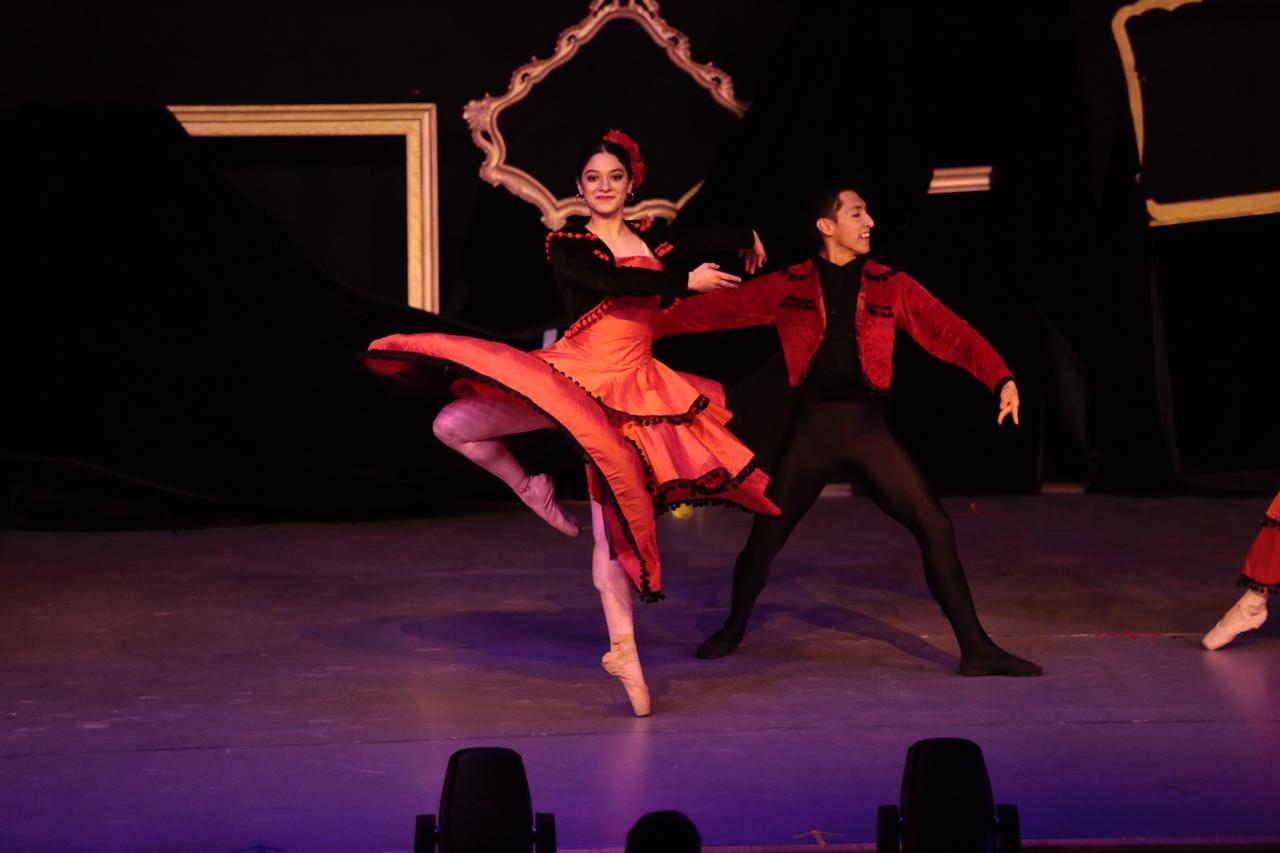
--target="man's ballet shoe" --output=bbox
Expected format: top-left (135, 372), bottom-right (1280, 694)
top-left (516, 473), bottom-right (580, 537)
top-left (695, 626), bottom-right (744, 659)
top-left (1202, 590), bottom-right (1268, 650)
top-left (959, 644), bottom-right (1043, 677)
top-left (601, 634), bottom-right (651, 717)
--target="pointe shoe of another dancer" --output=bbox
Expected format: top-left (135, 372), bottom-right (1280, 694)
top-left (516, 473), bottom-right (580, 537)
top-left (1202, 590), bottom-right (1268, 650)
top-left (602, 634), bottom-right (651, 717)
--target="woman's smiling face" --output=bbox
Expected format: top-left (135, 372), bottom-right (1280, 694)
top-left (578, 152), bottom-right (632, 217)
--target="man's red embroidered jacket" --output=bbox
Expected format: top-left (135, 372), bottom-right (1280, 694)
top-left (654, 258), bottom-right (1013, 395)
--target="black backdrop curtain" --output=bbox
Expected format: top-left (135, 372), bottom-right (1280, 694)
top-left (3, 2), bottom-right (1277, 529)
top-left (0, 105), bottom-right (570, 526)
top-left (674, 0), bottom-right (1278, 495)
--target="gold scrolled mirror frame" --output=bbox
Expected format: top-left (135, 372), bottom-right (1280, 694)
top-left (169, 103), bottom-right (440, 312)
top-left (463, 0), bottom-right (747, 229)
top-left (1113, 0), bottom-right (1280, 226)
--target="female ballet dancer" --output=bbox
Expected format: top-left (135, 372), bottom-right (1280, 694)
top-left (1202, 492), bottom-right (1278, 650)
top-left (365, 130), bottom-right (779, 715)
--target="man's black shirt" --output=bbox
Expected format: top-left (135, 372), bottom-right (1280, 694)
top-left (803, 255), bottom-right (872, 401)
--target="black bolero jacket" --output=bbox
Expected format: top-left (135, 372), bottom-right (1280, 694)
top-left (544, 215), bottom-right (756, 326)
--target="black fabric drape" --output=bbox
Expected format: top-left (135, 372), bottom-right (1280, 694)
top-left (0, 105), bottom-right (566, 526)
top-left (677, 0), bottom-right (933, 264)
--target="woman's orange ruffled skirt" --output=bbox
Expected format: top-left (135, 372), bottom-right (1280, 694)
top-left (365, 294), bottom-right (778, 601)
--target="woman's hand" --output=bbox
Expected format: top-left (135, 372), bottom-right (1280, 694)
top-left (998, 381), bottom-right (1020, 426)
top-left (739, 229), bottom-right (767, 275)
top-left (688, 262), bottom-right (742, 293)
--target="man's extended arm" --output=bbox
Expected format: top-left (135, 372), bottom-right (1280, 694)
top-left (895, 274), bottom-right (1014, 394)
top-left (654, 270), bottom-right (789, 339)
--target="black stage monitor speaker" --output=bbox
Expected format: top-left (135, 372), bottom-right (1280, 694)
top-left (625, 809), bottom-right (702, 853)
top-left (876, 737), bottom-right (1020, 853)
top-left (415, 747), bottom-right (556, 853)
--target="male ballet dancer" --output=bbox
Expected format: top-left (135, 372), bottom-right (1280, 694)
top-left (655, 185), bottom-right (1041, 676)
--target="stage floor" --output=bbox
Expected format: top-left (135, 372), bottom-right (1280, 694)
top-left (2, 494), bottom-right (1279, 852)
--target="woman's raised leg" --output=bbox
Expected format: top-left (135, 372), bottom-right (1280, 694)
top-left (432, 396), bottom-right (579, 536)
top-left (591, 498), bottom-right (650, 716)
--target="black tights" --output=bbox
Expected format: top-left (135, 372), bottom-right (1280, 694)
top-left (724, 398), bottom-right (1000, 659)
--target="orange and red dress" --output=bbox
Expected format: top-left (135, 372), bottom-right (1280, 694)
top-left (364, 217), bottom-right (778, 601)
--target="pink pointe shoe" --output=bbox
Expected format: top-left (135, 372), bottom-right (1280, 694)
top-left (601, 634), bottom-right (651, 717)
top-left (1202, 590), bottom-right (1268, 650)
top-left (516, 473), bottom-right (580, 537)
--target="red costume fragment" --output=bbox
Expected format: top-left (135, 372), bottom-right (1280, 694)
top-left (1242, 492), bottom-right (1280, 592)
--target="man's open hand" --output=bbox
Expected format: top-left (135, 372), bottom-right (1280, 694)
top-left (998, 381), bottom-right (1020, 426)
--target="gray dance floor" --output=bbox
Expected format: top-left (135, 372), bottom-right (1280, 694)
top-left (3, 494), bottom-right (1279, 852)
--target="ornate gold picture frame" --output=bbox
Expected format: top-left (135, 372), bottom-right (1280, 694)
top-left (463, 0), bottom-right (747, 229)
top-left (169, 103), bottom-right (440, 311)
top-left (1113, 0), bottom-right (1280, 226)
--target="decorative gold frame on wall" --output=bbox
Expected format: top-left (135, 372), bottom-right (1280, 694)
top-left (169, 103), bottom-right (440, 311)
top-left (1112, 0), bottom-right (1280, 226)
top-left (463, 0), bottom-right (748, 229)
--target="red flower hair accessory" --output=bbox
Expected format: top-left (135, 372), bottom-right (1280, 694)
top-left (603, 129), bottom-right (645, 190)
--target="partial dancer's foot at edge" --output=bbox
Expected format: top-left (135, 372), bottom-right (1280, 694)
top-left (959, 643), bottom-right (1042, 677)
top-left (695, 626), bottom-right (745, 659)
top-left (516, 473), bottom-right (580, 537)
top-left (602, 634), bottom-right (651, 717)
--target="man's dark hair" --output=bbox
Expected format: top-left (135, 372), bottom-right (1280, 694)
top-left (625, 810), bottom-right (701, 853)
top-left (807, 180), bottom-right (863, 225)
top-left (803, 179), bottom-right (863, 244)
